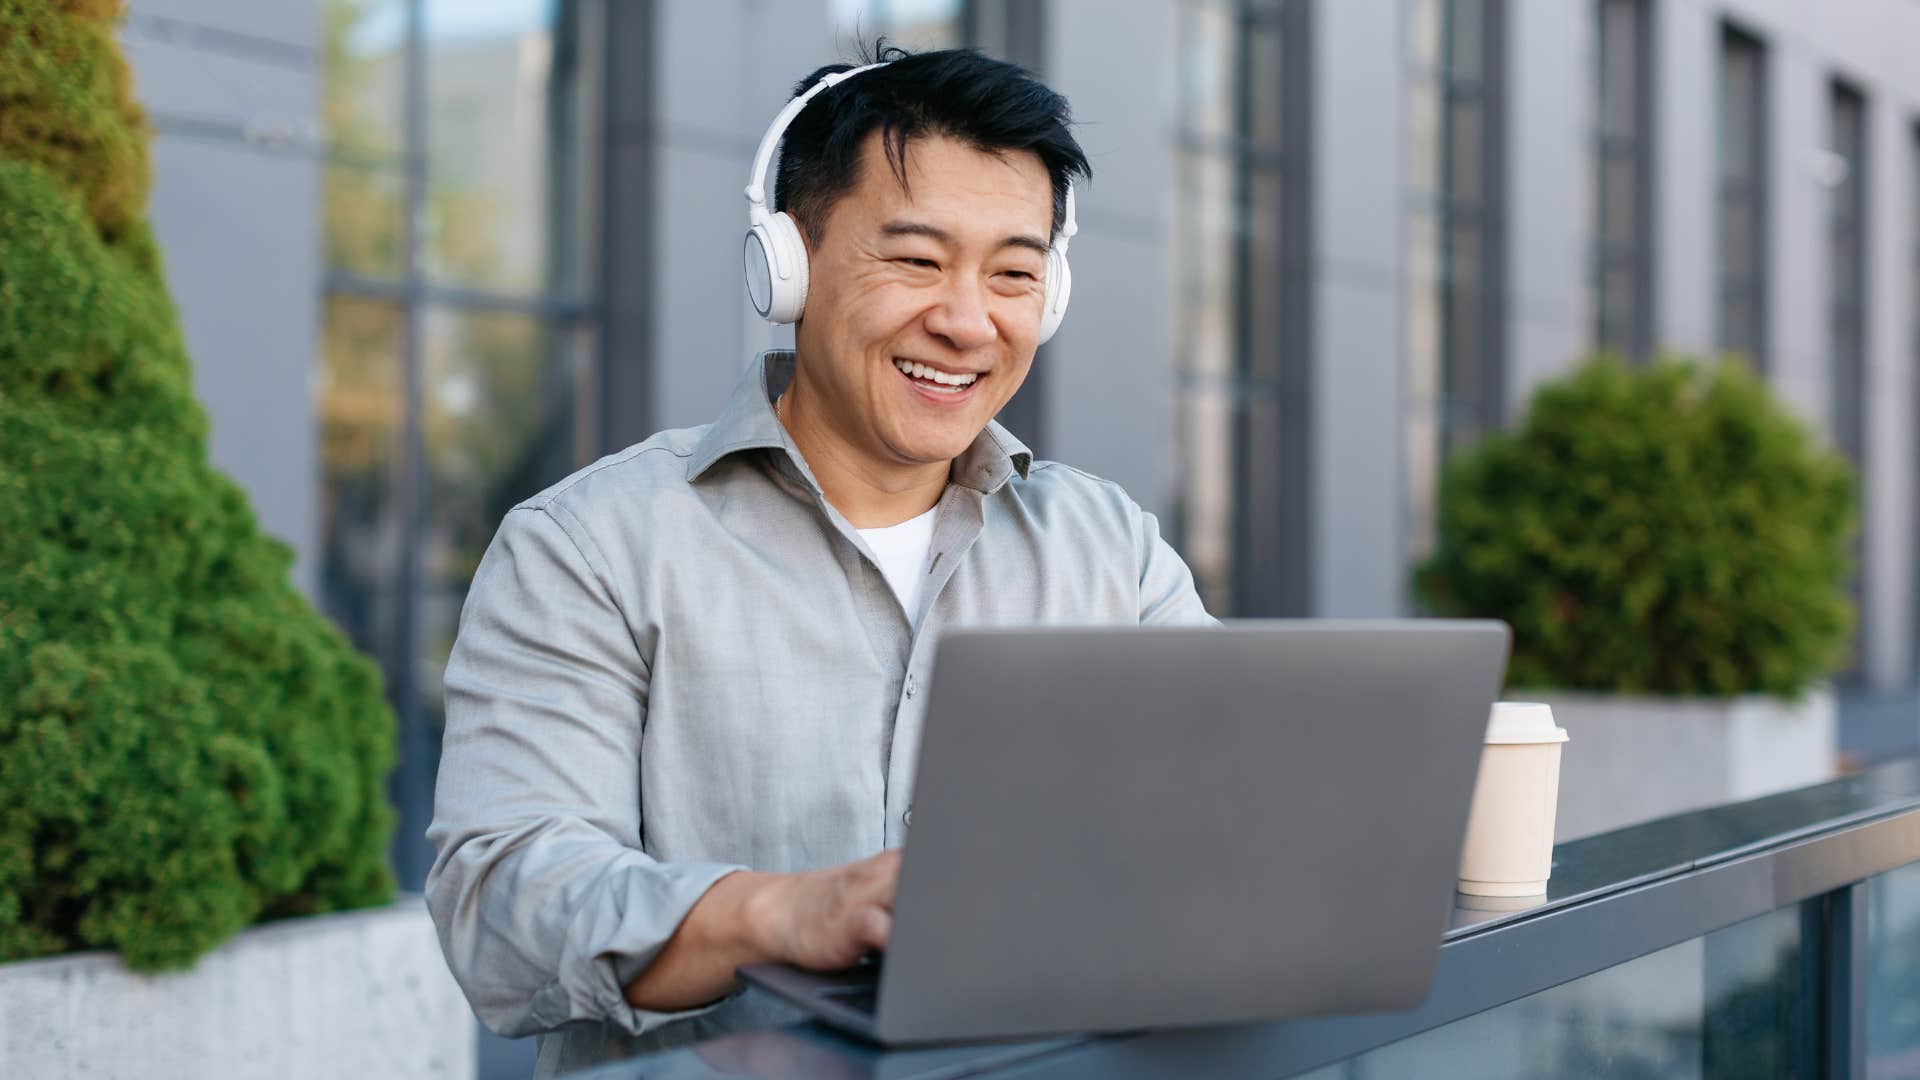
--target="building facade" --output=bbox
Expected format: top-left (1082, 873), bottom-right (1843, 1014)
top-left (124, 0), bottom-right (1920, 891)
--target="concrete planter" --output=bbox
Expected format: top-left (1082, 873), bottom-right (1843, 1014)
top-left (1534, 687), bottom-right (1837, 843)
top-left (0, 895), bottom-right (473, 1079)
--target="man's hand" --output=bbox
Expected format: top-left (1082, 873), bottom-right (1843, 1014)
top-left (746, 849), bottom-right (900, 970)
top-left (624, 850), bottom-right (901, 1012)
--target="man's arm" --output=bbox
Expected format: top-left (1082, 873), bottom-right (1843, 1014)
top-left (622, 852), bottom-right (898, 1010)
top-left (425, 505), bottom-right (897, 1036)
top-left (425, 504), bottom-right (744, 1037)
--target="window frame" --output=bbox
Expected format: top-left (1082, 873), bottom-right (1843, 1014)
top-left (1170, 0), bottom-right (1314, 617)
top-left (1591, 0), bottom-right (1656, 360)
top-left (1403, 0), bottom-right (1509, 574)
top-left (1716, 22), bottom-right (1770, 371)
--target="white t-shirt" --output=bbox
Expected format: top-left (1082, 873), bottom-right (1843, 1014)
top-left (857, 504), bottom-right (939, 631)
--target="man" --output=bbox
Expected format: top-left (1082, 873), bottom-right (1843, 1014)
top-left (425, 44), bottom-right (1212, 1074)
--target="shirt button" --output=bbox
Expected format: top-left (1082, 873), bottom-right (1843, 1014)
top-left (905, 674), bottom-right (919, 699)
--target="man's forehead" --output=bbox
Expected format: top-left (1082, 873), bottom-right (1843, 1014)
top-left (850, 130), bottom-right (1051, 225)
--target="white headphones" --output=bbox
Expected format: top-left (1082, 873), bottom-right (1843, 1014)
top-left (742, 61), bottom-right (1077, 345)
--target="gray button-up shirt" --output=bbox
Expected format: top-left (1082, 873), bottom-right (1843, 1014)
top-left (425, 352), bottom-right (1212, 1073)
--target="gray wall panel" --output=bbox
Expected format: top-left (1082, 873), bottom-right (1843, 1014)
top-left (652, 142), bottom-right (756, 431)
top-left (648, 1), bottom-right (825, 433)
top-left (1865, 97), bottom-right (1917, 689)
top-left (122, 10), bottom-right (321, 599)
top-left (144, 133), bottom-right (321, 598)
top-left (1504, 0), bottom-right (1587, 410)
top-left (1313, 277), bottom-right (1405, 618)
top-left (1036, 228), bottom-right (1170, 514)
top-left (120, 29), bottom-right (316, 138)
top-left (1765, 42), bottom-right (1828, 431)
top-left (1655, 0), bottom-right (1718, 353)
top-left (1314, 0), bottom-right (1400, 276)
top-left (1311, 0), bottom-right (1402, 617)
top-left (1043, 0), bottom-right (1172, 516)
top-left (123, 0), bottom-right (320, 56)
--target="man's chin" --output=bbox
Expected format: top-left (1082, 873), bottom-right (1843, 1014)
top-left (887, 431), bottom-right (982, 468)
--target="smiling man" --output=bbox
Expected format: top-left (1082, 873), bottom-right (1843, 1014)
top-left (424, 45), bottom-right (1213, 1074)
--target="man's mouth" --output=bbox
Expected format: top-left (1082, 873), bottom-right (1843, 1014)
top-left (892, 357), bottom-right (982, 396)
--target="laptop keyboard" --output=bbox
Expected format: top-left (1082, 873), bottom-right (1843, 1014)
top-left (821, 985), bottom-right (879, 1017)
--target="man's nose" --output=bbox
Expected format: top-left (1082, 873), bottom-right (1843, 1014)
top-left (923, 277), bottom-right (997, 351)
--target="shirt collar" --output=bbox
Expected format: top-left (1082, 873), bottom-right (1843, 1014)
top-left (686, 351), bottom-right (1033, 493)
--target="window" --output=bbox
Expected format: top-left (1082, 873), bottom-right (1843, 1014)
top-left (1591, 0), bottom-right (1653, 359)
top-left (1405, 0), bottom-right (1506, 565)
top-left (1171, 0), bottom-right (1312, 616)
top-left (1717, 25), bottom-right (1767, 368)
top-left (1830, 83), bottom-right (1868, 474)
top-left (1912, 123), bottom-right (1920, 683)
top-left (320, 0), bottom-right (604, 884)
top-left (1829, 81), bottom-right (1868, 676)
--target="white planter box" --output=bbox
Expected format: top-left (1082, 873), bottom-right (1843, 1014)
top-left (1535, 687), bottom-right (1838, 843)
top-left (0, 895), bottom-right (474, 1080)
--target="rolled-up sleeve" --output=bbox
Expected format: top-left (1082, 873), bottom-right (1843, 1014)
top-left (1135, 506), bottom-right (1218, 626)
top-left (424, 504), bottom-right (746, 1038)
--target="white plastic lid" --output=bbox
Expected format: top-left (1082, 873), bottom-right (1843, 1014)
top-left (1485, 702), bottom-right (1569, 745)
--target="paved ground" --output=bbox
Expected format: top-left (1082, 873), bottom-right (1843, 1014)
top-left (1840, 685), bottom-right (1920, 769)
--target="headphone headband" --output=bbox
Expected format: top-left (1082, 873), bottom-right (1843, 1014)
top-left (744, 61), bottom-right (891, 221)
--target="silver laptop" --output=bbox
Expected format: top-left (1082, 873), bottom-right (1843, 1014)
top-left (740, 620), bottom-right (1510, 1046)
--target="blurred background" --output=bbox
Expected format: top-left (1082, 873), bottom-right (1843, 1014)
top-left (107, 0), bottom-right (1918, 1072)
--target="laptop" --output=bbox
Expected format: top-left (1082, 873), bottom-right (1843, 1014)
top-left (740, 620), bottom-right (1511, 1046)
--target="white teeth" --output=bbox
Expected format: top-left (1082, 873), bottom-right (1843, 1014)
top-left (893, 358), bottom-right (978, 387)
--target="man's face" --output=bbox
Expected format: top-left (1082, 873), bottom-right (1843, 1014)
top-left (793, 131), bottom-right (1054, 469)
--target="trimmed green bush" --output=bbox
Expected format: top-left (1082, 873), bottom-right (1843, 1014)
top-left (0, 0), bottom-right (396, 970)
top-left (1413, 356), bottom-right (1856, 698)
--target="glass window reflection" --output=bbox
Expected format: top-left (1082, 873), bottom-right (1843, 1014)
top-left (1301, 906), bottom-right (1808, 1078)
top-left (1867, 844), bottom-right (1920, 1068)
top-left (319, 294), bottom-right (406, 663)
top-left (323, 0), bottom-right (408, 279)
top-left (1716, 27), bottom-right (1767, 368)
top-left (1404, 0), bottom-right (1503, 568)
top-left (422, 0), bottom-right (596, 298)
top-left (417, 311), bottom-right (596, 732)
top-left (1591, 0), bottom-right (1650, 359)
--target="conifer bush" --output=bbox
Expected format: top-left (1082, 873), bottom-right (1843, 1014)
top-left (0, 0), bottom-right (396, 970)
top-left (1414, 356), bottom-right (1856, 698)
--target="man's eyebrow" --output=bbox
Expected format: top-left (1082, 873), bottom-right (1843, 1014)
top-left (879, 219), bottom-right (1051, 257)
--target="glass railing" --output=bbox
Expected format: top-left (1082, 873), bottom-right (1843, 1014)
top-left (568, 755), bottom-right (1920, 1079)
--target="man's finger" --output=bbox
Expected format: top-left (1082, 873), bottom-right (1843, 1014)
top-left (857, 906), bottom-right (892, 951)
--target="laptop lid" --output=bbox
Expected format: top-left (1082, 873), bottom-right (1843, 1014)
top-left (873, 620), bottom-right (1510, 1044)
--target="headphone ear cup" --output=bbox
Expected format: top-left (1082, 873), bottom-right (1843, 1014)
top-left (1038, 247), bottom-right (1071, 345)
top-left (765, 212), bottom-right (811, 324)
top-left (743, 213), bottom-right (811, 324)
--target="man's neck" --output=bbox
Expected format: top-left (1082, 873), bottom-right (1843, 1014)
top-left (777, 374), bottom-right (948, 529)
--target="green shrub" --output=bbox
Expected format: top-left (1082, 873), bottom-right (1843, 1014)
top-left (0, 0), bottom-right (396, 970)
top-left (1413, 356), bottom-right (1856, 698)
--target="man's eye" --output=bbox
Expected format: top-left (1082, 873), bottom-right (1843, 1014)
top-left (1001, 270), bottom-right (1036, 281)
top-left (895, 258), bottom-right (938, 269)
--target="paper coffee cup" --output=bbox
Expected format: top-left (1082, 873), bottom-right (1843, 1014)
top-left (1457, 702), bottom-right (1569, 897)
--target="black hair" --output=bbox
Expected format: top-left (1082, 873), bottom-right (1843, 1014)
top-left (773, 40), bottom-right (1090, 247)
